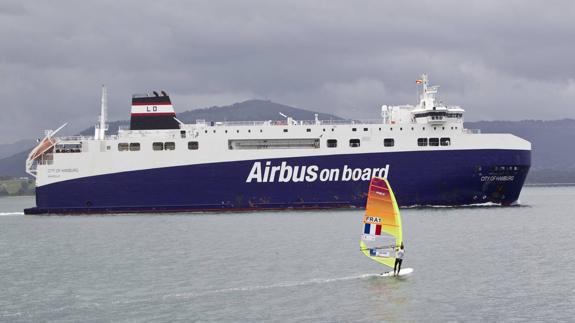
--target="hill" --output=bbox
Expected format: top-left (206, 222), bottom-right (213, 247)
top-left (79, 99), bottom-right (343, 136)
top-left (0, 139), bottom-right (35, 160)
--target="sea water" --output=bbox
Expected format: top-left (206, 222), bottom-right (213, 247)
top-left (1, 186), bottom-right (574, 322)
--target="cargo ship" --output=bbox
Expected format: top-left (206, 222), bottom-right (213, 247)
top-left (24, 75), bottom-right (531, 214)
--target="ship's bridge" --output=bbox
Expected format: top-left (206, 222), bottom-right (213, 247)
top-left (382, 74), bottom-right (465, 125)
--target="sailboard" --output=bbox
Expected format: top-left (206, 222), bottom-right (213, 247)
top-left (360, 177), bottom-right (413, 277)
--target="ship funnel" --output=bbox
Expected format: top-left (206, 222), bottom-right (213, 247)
top-left (130, 90), bottom-right (179, 130)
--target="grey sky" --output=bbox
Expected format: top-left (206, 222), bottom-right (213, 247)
top-left (1, 0), bottom-right (574, 144)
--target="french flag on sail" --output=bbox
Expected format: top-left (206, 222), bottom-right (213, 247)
top-left (364, 223), bottom-right (382, 235)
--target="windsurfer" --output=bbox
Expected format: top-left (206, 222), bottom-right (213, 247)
top-left (393, 243), bottom-right (405, 276)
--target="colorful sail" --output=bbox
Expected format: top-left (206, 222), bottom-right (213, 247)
top-left (360, 177), bottom-right (402, 269)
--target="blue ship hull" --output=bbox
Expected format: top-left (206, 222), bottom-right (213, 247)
top-left (25, 149), bottom-right (531, 214)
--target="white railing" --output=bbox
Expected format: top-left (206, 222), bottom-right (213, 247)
top-left (57, 135), bottom-right (93, 141)
top-left (182, 118), bottom-right (389, 127)
top-left (464, 129), bottom-right (481, 134)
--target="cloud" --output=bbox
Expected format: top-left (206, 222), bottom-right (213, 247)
top-left (1, 0), bottom-right (574, 143)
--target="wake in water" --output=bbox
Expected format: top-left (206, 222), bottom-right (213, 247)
top-left (0, 212), bottom-right (24, 216)
top-left (163, 273), bottom-right (380, 300)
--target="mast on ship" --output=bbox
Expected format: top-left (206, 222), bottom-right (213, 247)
top-left (95, 85), bottom-right (108, 140)
top-left (417, 74), bottom-right (440, 110)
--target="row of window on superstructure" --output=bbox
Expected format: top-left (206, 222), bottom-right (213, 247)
top-left (116, 138), bottom-right (398, 152)
top-left (325, 138), bottom-right (395, 148)
top-left (54, 143), bottom-right (82, 153)
top-left (417, 137), bottom-right (451, 146)
top-left (227, 138), bottom-right (395, 149)
top-left (117, 141), bottom-right (199, 152)
top-left (117, 137), bottom-right (452, 151)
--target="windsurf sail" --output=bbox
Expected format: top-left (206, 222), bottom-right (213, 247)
top-left (360, 177), bottom-right (402, 269)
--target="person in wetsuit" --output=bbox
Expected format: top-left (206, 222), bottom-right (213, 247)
top-left (393, 243), bottom-right (405, 276)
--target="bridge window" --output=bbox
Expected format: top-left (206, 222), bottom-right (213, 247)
top-left (165, 142), bottom-right (176, 150)
top-left (327, 139), bottom-right (337, 148)
top-left (363, 128), bottom-right (368, 132)
top-left (54, 143), bottom-right (82, 153)
top-left (384, 138), bottom-right (395, 147)
top-left (417, 138), bottom-right (428, 146)
top-left (440, 138), bottom-right (451, 146)
top-left (117, 142), bottom-right (140, 152)
top-left (118, 143), bottom-right (129, 151)
top-left (352, 128), bottom-right (357, 132)
top-left (129, 143), bottom-right (140, 151)
top-left (153, 142), bottom-right (164, 151)
top-left (188, 141), bottom-right (199, 150)
top-left (429, 138), bottom-right (439, 146)
top-left (349, 139), bottom-right (360, 148)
